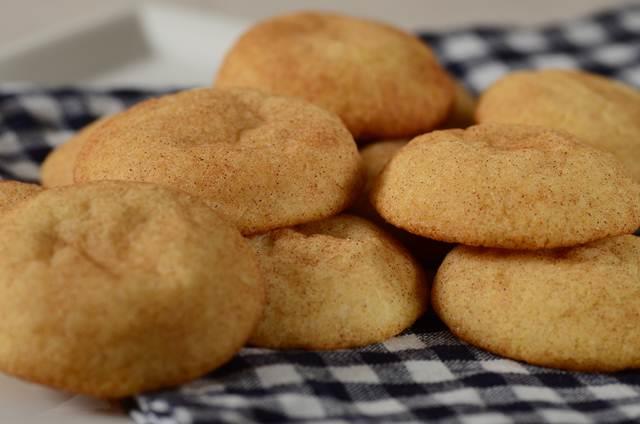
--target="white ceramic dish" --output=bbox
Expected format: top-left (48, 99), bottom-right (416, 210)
top-left (0, 2), bottom-right (250, 87)
top-left (0, 373), bottom-right (128, 424)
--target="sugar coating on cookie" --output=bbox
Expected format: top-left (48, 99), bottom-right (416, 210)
top-left (350, 140), bottom-right (453, 270)
top-left (0, 181), bottom-right (263, 398)
top-left (74, 88), bottom-right (362, 235)
top-left (433, 235), bottom-right (640, 372)
top-left (476, 69), bottom-right (640, 180)
top-left (371, 124), bottom-right (640, 249)
top-left (249, 214), bottom-right (428, 350)
top-left (351, 139), bottom-right (408, 220)
top-left (215, 11), bottom-right (454, 140)
top-left (41, 117), bottom-right (110, 187)
top-left (0, 180), bottom-right (42, 214)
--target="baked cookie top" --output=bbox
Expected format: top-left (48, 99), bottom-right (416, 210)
top-left (41, 117), bottom-right (110, 187)
top-left (0, 181), bottom-right (263, 398)
top-left (0, 180), bottom-right (42, 214)
top-left (74, 88), bottom-right (363, 235)
top-left (476, 69), bottom-right (640, 180)
top-left (371, 124), bottom-right (640, 249)
top-left (433, 235), bottom-right (640, 372)
top-left (215, 11), bottom-right (454, 140)
top-left (249, 214), bottom-right (428, 350)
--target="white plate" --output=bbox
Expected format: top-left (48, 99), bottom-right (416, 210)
top-left (0, 3), bottom-right (250, 423)
top-left (0, 1), bottom-right (250, 87)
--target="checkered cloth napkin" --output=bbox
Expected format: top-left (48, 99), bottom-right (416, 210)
top-left (1, 4), bottom-right (640, 424)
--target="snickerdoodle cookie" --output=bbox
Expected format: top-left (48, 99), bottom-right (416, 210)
top-left (476, 69), bottom-right (640, 180)
top-left (433, 235), bottom-right (640, 372)
top-left (0, 181), bottom-right (263, 398)
top-left (439, 81), bottom-right (476, 129)
top-left (351, 140), bottom-right (453, 269)
top-left (351, 139), bottom-right (407, 221)
top-left (249, 214), bottom-right (428, 350)
top-left (371, 124), bottom-right (640, 249)
top-left (74, 88), bottom-right (362, 235)
top-left (0, 180), bottom-right (42, 214)
top-left (215, 11), bottom-right (454, 139)
top-left (41, 117), bottom-right (109, 187)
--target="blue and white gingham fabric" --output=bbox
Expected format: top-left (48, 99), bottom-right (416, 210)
top-left (1, 4), bottom-right (640, 424)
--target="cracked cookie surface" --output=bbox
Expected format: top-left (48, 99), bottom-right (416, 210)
top-left (215, 12), bottom-right (453, 140)
top-left (371, 124), bottom-right (640, 249)
top-left (249, 214), bottom-right (428, 350)
top-left (433, 235), bottom-right (640, 372)
top-left (0, 181), bottom-right (264, 398)
top-left (74, 88), bottom-right (362, 234)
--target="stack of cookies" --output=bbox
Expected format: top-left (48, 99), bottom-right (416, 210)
top-left (426, 71), bottom-right (640, 372)
top-left (0, 10), bottom-right (638, 399)
top-left (372, 123), bottom-right (640, 372)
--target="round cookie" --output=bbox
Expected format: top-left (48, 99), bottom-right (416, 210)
top-left (351, 139), bottom-right (408, 221)
top-left (74, 88), bottom-right (362, 235)
top-left (371, 124), bottom-right (640, 249)
top-left (350, 140), bottom-right (453, 269)
top-left (0, 180), bottom-right (42, 214)
top-left (215, 11), bottom-right (454, 140)
top-left (439, 80), bottom-right (476, 129)
top-left (433, 235), bottom-right (640, 372)
top-left (249, 214), bottom-right (428, 350)
top-left (0, 181), bottom-right (264, 398)
top-left (41, 117), bottom-right (110, 187)
top-left (476, 69), bottom-right (640, 180)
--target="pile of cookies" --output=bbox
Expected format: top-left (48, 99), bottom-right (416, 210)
top-left (0, 11), bottom-right (639, 399)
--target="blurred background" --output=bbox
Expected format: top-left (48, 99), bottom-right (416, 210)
top-left (0, 0), bottom-right (635, 87)
top-left (0, 0), bottom-right (634, 40)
